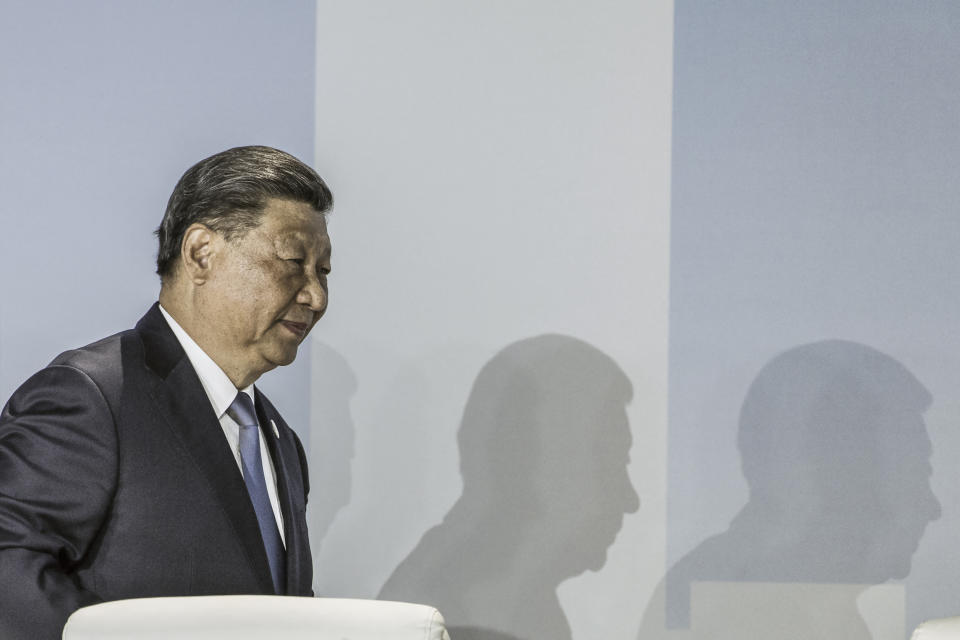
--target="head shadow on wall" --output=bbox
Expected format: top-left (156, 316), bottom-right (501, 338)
top-left (637, 339), bottom-right (940, 639)
top-left (380, 334), bottom-right (639, 640)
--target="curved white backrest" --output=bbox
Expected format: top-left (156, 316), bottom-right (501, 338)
top-left (62, 595), bottom-right (450, 640)
top-left (911, 617), bottom-right (960, 640)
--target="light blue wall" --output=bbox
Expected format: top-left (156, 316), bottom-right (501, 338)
top-left (0, 0), bottom-right (317, 441)
top-left (667, 1), bottom-right (960, 634)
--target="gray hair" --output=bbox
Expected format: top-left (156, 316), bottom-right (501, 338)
top-left (155, 145), bottom-right (333, 279)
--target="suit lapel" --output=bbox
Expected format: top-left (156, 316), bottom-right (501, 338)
top-left (135, 304), bottom-right (276, 595)
top-left (255, 395), bottom-right (307, 595)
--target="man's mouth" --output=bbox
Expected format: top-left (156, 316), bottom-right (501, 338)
top-left (279, 320), bottom-right (309, 339)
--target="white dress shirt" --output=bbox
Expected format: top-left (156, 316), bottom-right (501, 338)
top-left (159, 304), bottom-right (286, 546)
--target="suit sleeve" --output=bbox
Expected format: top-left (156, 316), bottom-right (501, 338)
top-left (0, 364), bottom-right (117, 640)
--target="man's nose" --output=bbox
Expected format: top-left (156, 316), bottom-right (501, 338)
top-left (297, 275), bottom-right (327, 314)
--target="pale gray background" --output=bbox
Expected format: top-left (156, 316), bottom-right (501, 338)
top-left (309, 2), bottom-right (670, 640)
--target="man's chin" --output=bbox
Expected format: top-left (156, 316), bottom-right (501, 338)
top-left (269, 348), bottom-right (300, 368)
top-left (258, 342), bottom-right (302, 374)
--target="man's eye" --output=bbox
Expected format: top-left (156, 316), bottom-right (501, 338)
top-left (285, 258), bottom-right (305, 265)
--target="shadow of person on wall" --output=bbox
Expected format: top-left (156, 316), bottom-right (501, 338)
top-left (307, 342), bottom-right (357, 560)
top-left (379, 335), bottom-right (638, 640)
top-left (637, 340), bottom-right (940, 640)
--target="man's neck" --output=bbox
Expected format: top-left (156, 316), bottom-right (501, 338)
top-left (158, 287), bottom-right (259, 388)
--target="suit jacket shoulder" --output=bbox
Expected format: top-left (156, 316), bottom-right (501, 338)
top-left (0, 304), bottom-right (314, 640)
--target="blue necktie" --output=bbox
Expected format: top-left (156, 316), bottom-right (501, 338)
top-left (227, 392), bottom-right (286, 594)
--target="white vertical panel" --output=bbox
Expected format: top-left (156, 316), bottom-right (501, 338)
top-left (310, 2), bottom-right (672, 638)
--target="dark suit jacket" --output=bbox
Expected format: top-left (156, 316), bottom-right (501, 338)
top-left (0, 304), bottom-right (313, 640)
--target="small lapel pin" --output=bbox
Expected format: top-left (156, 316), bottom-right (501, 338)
top-left (271, 419), bottom-right (280, 439)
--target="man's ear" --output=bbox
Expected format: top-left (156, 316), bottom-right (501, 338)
top-left (180, 223), bottom-right (220, 284)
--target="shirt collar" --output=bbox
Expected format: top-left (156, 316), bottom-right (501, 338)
top-left (158, 303), bottom-right (255, 418)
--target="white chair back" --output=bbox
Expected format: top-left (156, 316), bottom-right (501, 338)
top-left (62, 595), bottom-right (450, 640)
top-left (911, 617), bottom-right (960, 639)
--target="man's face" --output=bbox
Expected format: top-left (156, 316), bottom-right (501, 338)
top-left (201, 198), bottom-right (330, 382)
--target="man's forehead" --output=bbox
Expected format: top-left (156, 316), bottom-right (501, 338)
top-left (255, 200), bottom-right (328, 238)
top-left (271, 224), bottom-right (328, 242)
top-left (270, 224), bottom-right (330, 252)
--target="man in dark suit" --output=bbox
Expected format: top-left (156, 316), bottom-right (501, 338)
top-left (0, 146), bottom-right (332, 640)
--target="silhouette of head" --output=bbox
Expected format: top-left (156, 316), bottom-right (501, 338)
top-left (457, 335), bottom-right (638, 577)
top-left (737, 340), bottom-right (939, 581)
